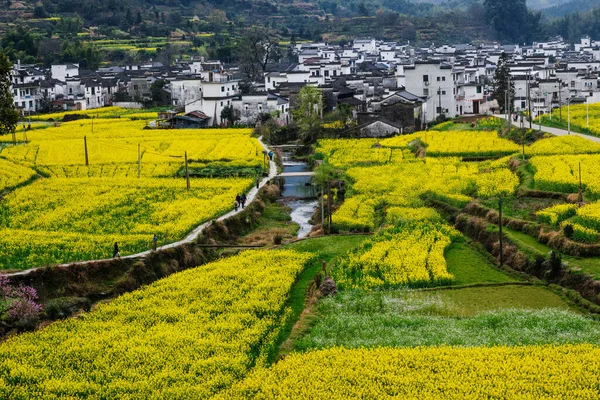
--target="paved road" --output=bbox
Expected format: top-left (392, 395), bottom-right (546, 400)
top-left (497, 115), bottom-right (600, 144)
top-left (6, 136), bottom-right (278, 277)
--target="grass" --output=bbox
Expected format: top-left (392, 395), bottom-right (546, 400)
top-left (481, 195), bottom-right (563, 221)
top-left (420, 285), bottom-right (571, 316)
top-left (274, 235), bottom-right (368, 360)
top-left (503, 226), bottom-right (600, 280)
top-left (445, 242), bottom-right (516, 286)
top-left (238, 202), bottom-right (300, 246)
top-left (293, 287), bottom-right (599, 350)
top-left (283, 235), bottom-right (369, 263)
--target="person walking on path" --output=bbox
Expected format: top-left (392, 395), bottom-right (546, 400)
top-left (236, 194), bottom-right (241, 205)
top-left (152, 234), bottom-right (158, 251)
top-left (113, 242), bottom-right (120, 258)
top-left (241, 194), bottom-right (247, 209)
top-left (256, 177), bottom-right (260, 189)
top-left (234, 200), bottom-right (239, 212)
top-left (268, 150), bottom-right (274, 161)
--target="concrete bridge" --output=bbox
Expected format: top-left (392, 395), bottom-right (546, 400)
top-left (278, 172), bottom-right (315, 178)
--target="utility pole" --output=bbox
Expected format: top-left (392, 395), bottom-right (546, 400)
top-left (558, 80), bottom-right (563, 122)
top-left (527, 71), bottom-right (532, 129)
top-left (587, 99), bottom-right (589, 133)
top-left (84, 136), bottom-right (89, 166)
top-left (578, 162), bottom-right (583, 205)
top-left (321, 185), bottom-right (325, 234)
top-left (505, 89), bottom-right (509, 128)
top-left (137, 143), bottom-right (141, 179)
top-left (568, 97), bottom-right (571, 135)
top-left (185, 151), bottom-right (190, 190)
top-left (499, 197), bottom-right (504, 267)
top-left (507, 76), bottom-right (512, 128)
top-left (438, 87), bottom-right (442, 119)
top-left (327, 180), bottom-right (332, 235)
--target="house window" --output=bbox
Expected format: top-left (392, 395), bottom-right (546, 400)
top-left (521, 101), bottom-right (526, 109)
top-left (423, 89), bottom-right (429, 96)
top-left (221, 102), bottom-right (223, 106)
top-left (221, 87), bottom-right (225, 92)
top-left (571, 81), bottom-right (575, 88)
top-left (436, 107), bottom-right (442, 113)
top-left (423, 75), bottom-right (429, 82)
top-left (442, 91), bottom-right (446, 95)
top-left (437, 77), bottom-right (441, 81)
top-left (442, 77), bottom-right (446, 81)
top-left (476, 86), bottom-right (482, 94)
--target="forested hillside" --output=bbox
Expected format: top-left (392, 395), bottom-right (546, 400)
top-left (1, 0), bottom-right (600, 67)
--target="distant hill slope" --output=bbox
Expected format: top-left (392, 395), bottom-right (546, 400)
top-left (542, 0), bottom-right (600, 16)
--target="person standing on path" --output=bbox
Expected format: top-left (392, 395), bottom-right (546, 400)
top-left (113, 242), bottom-right (120, 258)
top-left (268, 150), bottom-right (274, 161)
top-left (152, 234), bottom-right (158, 251)
top-left (234, 200), bottom-right (239, 212)
top-left (241, 194), bottom-right (247, 209)
top-left (256, 177), bottom-right (260, 189)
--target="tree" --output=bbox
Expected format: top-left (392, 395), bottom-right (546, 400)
top-left (237, 27), bottom-right (280, 82)
top-left (0, 52), bottom-right (20, 136)
top-left (220, 105), bottom-right (239, 126)
top-left (491, 53), bottom-right (515, 114)
top-left (292, 86), bottom-right (323, 142)
top-left (484, 0), bottom-right (540, 43)
top-left (150, 79), bottom-right (170, 106)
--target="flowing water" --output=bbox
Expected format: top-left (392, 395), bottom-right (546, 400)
top-left (280, 150), bottom-right (318, 239)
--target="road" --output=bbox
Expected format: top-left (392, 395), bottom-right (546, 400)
top-left (6, 136), bottom-right (278, 277)
top-left (497, 115), bottom-right (600, 144)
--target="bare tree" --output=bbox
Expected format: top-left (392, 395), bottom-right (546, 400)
top-left (237, 27), bottom-right (280, 83)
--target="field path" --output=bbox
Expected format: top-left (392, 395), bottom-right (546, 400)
top-left (6, 136), bottom-right (278, 277)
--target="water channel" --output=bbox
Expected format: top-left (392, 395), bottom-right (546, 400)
top-left (280, 149), bottom-right (319, 239)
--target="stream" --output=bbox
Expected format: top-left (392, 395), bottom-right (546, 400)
top-left (280, 150), bottom-right (318, 239)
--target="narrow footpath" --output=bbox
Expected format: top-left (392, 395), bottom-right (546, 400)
top-left (6, 136), bottom-right (278, 277)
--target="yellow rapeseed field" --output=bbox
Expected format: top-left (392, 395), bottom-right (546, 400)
top-left (0, 177), bottom-right (252, 269)
top-left (0, 158), bottom-right (36, 192)
top-left (0, 250), bottom-right (313, 399)
top-left (2, 120), bottom-right (261, 177)
top-left (221, 345), bottom-right (600, 399)
top-left (530, 154), bottom-right (600, 196)
top-left (334, 223), bottom-right (458, 289)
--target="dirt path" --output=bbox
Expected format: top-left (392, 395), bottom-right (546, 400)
top-left (5, 136), bottom-right (277, 278)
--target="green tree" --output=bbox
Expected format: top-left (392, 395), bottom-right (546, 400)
top-left (484, 0), bottom-right (540, 43)
top-left (292, 86), bottom-right (323, 142)
top-left (150, 79), bottom-right (169, 106)
top-left (220, 105), bottom-right (239, 126)
top-left (0, 52), bottom-right (20, 136)
top-left (491, 53), bottom-right (515, 114)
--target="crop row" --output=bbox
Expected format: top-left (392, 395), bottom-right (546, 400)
top-left (0, 250), bottom-right (312, 398)
top-left (221, 345), bottom-right (600, 399)
top-left (334, 223), bottom-right (459, 289)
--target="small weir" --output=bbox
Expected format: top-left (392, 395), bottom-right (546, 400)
top-left (279, 148), bottom-right (318, 239)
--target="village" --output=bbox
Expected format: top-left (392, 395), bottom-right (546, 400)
top-left (9, 35), bottom-right (600, 135)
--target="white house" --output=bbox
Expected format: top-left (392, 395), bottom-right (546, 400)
top-left (51, 64), bottom-right (79, 82)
